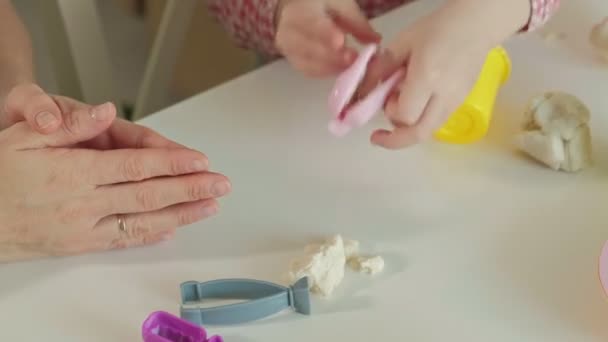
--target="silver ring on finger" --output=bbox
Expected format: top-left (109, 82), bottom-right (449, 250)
top-left (117, 215), bottom-right (127, 234)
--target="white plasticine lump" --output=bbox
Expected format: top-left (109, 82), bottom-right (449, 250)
top-left (287, 235), bottom-right (384, 297)
top-left (516, 91), bottom-right (592, 172)
top-left (348, 255), bottom-right (385, 275)
top-left (590, 17), bottom-right (608, 62)
top-left (288, 235), bottom-right (346, 297)
top-left (343, 238), bottom-right (360, 260)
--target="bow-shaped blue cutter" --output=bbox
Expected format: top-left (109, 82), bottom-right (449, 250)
top-left (180, 277), bottom-right (311, 325)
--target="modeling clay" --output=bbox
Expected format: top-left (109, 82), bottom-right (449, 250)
top-left (288, 235), bottom-right (346, 297)
top-left (179, 277), bottom-right (310, 326)
top-left (348, 255), bottom-right (385, 275)
top-left (343, 238), bottom-right (360, 260)
top-left (288, 235), bottom-right (385, 297)
top-left (590, 17), bottom-right (608, 62)
top-left (142, 310), bottom-right (222, 342)
top-left (516, 91), bottom-right (592, 172)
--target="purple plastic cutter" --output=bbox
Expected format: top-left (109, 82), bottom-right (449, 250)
top-left (142, 311), bottom-right (223, 342)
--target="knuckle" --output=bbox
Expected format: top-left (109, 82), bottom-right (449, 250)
top-left (125, 216), bottom-right (152, 239)
top-left (418, 64), bottom-right (441, 84)
top-left (401, 117), bottom-right (415, 127)
top-left (134, 187), bottom-right (159, 211)
top-left (177, 208), bottom-right (197, 226)
top-left (61, 109), bottom-right (82, 137)
top-left (140, 230), bottom-right (174, 246)
top-left (187, 181), bottom-right (210, 201)
top-left (140, 235), bottom-right (156, 246)
top-left (136, 127), bottom-right (155, 148)
top-left (411, 128), bottom-right (429, 143)
top-left (169, 157), bottom-right (185, 175)
top-left (120, 155), bottom-right (147, 181)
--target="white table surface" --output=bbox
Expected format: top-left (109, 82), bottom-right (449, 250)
top-left (3, 1), bottom-right (608, 341)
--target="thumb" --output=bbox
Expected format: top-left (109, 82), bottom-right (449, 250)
top-left (3, 83), bottom-right (63, 133)
top-left (14, 100), bottom-right (116, 150)
top-left (328, 0), bottom-right (381, 43)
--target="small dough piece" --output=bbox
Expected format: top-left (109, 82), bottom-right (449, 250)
top-left (287, 235), bottom-right (385, 297)
top-left (343, 238), bottom-right (360, 260)
top-left (590, 17), bottom-right (608, 62)
top-left (517, 92), bottom-right (592, 172)
top-left (348, 255), bottom-right (385, 275)
top-left (288, 235), bottom-right (346, 297)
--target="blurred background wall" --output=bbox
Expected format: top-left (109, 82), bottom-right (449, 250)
top-left (12, 0), bottom-right (260, 120)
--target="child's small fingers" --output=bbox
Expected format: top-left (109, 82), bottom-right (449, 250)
top-left (393, 73), bottom-right (433, 126)
top-left (415, 94), bottom-right (446, 139)
top-left (358, 52), bottom-right (404, 98)
top-left (370, 127), bottom-right (417, 149)
top-left (281, 28), bottom-right (345, 66)
top-left (312, 19), bottom-right (346, 51)
top-left (291, 56), bottom-right (344, 78)
top-left (328, 0), bottom-right (381, 43)
top-left (291, 44), bottom-right (353, 76)
top-left (306, 42), bottom-right (354, 69)
top-left (372, 96), bottom-right (441, 149)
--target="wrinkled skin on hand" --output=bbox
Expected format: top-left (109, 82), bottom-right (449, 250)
top-left (0, 84), bottom-right (231, 263)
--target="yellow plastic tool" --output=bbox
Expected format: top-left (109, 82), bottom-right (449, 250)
top-left (434, 46), bottom-right (511, 144)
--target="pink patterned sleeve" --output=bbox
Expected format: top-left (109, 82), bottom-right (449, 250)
top-left (523, 0), bottom-right (561, 31)
top-left (206, 0), bottom-right (281, 57)
top-left (206, 0), bottom-right (561, 57)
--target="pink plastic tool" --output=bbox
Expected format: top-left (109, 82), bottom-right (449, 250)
top-left (328, 43), bottom-right (404, 137)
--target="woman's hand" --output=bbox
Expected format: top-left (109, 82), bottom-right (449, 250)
top-left (275, 0), bottom-right (380, 78)
top-left (0, 83), bottom-right (62, 133)
top-left (0, 97), bottom-right (231, 263)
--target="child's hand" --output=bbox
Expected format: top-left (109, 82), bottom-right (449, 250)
top-left (358, 0), bottom-right (530, 149)
top-left (275, 0), bottom-right (381, 78)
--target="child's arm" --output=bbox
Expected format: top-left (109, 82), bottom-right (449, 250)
top-left (433, 0), bottom-right (561, 51)
top-left (206, 0), bottom-right (409, 58)
top-left (206, 0), bottom-right (281, 57)
top-left (206, 0), bottom-right (559, 58)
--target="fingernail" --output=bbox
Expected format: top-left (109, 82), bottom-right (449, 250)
top-left (201, 204), bottom-right (218, 217)
top-left (191, 159), bottom-right (208, 171)
top-left (90, 102), bottom-right (112, 121)
top-left (211, 181), bottom-right (231, 197)
top-left (35, 111), bottom-right (57, 129)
